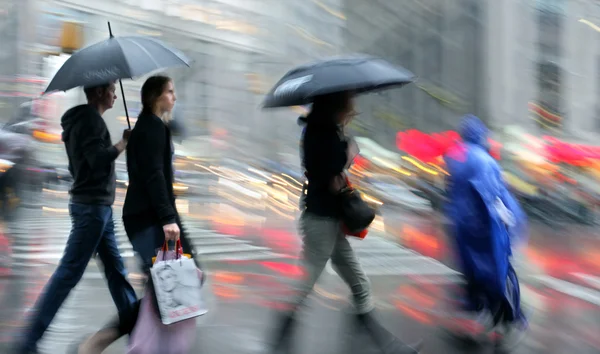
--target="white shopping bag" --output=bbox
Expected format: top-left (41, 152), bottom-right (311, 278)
top-left (150, 245), bottom-right (207, 325)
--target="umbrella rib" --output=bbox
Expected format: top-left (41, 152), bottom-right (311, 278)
top-left (143, 37), bottom-right (191, 66)
top-left (120, 37), bottom-right (161, 73)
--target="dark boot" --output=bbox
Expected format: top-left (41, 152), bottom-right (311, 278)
top-left (356, 310), bottom-right (423, 354)
top-left (270, 311), bottom-right (296, 354)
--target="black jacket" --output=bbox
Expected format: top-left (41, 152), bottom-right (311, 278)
top-left (123, 112), bottom-right (177, 235)
top-left (302, 117), bottom-right (347, 218)
top-left (61, 104), bottom-right (118, 205)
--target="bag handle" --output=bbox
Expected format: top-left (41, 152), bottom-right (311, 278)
top-left (160, 239), bottom-right (183, 260)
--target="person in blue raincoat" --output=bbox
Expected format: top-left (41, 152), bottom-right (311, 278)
top-left (444, 115), bottom-right (528, 345)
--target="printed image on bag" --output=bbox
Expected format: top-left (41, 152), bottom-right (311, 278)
top-left (151, 254), bottom-right (207, 325)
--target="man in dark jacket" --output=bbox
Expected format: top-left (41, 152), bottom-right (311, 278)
top-left (18, 82), bottom-right (137, 354)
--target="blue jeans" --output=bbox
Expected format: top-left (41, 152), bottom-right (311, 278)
top-left (22, 203), bottom-right (137, 350)
top-left (129, 225), bottom-right (165, 276)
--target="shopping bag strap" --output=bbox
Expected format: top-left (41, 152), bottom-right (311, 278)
top-left (160, 239), bottom-right (183, 261)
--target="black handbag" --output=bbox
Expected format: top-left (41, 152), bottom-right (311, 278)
top-left (338, 185), bottom-right (376, 233)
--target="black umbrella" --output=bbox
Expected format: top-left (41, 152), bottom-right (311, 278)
top-left (44, 22), bottom-right (191, 128)
top-left (262, 54), bottom-right (415, 108)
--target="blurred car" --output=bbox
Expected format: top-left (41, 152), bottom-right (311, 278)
top-left (0, 123), bottom-right (38, 220)
top-left (412, 179), bottom-right (447, 211)
top-left (366, 175), bottom-right (432, 212)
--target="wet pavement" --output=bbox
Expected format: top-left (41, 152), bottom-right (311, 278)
top-left (1, 192), bottom-right (600, 353)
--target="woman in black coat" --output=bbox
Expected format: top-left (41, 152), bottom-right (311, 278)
top-left (123, 75), bottom-right (182, 271)
top-left (271, 92), bottom-right (421, 354)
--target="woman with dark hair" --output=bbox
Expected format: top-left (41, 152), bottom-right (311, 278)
top-left (271, 92), bottom-right (421, 354)
top-left (123, 74), bottom-right (181, 270)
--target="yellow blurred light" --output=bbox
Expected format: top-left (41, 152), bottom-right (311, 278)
top-left (0, 159), bottom-right (14, 172)
top-left (580, 19), bottom-right (600, 32)
top-left (392, 167), bottom-right (412, 176)
top-left (312, 0), bottom-right (346, 20)
top-left (117, 116), bottom-right (137, 125)
top-left (429, 164), bottom-right (449, 176)
top-left (173, 183), bottom-right (189, 191)
top-left (291, 106), bottom-right (310, 116)
top-left (42, 206), bottom-right (68, 213)
top-left (401, 156), bottom-right (439, 175)
top-left (281, 173), bottom-right (303, 187)
top-left (286, 24), bottom-right (333, 47)
top-left (362, 193), bottom-right (383, 206)
top-left (33, 130), bottom-right (61, 143)
top-left (59, 21), bottom-right (84, 54)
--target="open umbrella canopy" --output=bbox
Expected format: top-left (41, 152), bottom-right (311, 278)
top-left (263, 54), bottom-right (415, 108)
top-left (44, 35), bottom-right (191, 94)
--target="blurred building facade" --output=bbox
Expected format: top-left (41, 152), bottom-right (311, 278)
top-left (10, 0), bottom-right (347, 164)
top-left (6, 0), bottom-right (600, 162)
top-left (343, 0), bottom-right (600, 149)
top-left (343, 0), bottom-right (487, 149)
top-left (25, 0), bottom-right (280, 160)
top-left (489, 0), bottom-right (600, 139)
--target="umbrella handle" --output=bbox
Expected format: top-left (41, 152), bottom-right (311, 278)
top-left (118, 79), bottom-right (131, 129)
top-left (107, 22), bottom-right (130, 129)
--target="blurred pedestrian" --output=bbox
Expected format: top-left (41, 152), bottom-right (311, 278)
top-left (123, 74), bottom-right (182, 270)
top-left (444, 115), bottom-right (528, 349)
top-left (71, 75), bottom-right (202, 353)
top-left (17, 82), bottom-right (136, 354)
top-left (271, 92), bottom-right (421, 354)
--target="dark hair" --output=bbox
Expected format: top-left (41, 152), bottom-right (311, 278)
top-left (140, 75), bottom-right (172, 115)
top-left (83, 82), bottom-right (112, 101)
top-left (307, 91), bottom-right (351, 125)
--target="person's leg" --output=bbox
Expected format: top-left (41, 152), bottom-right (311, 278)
top-left (271, 213), bottom-right (339, 352)
top-left (71, 225), bottom-right (164, 354)
top-left (95, 208), bottom-right (137, 312)
top-left (330, 232), bottom-right (372, 314)
top-left (20, 203), bottom-right (108, 352)
top-left (289, 214), bottom-right (340, 307)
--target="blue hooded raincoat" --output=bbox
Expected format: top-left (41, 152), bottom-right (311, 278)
top-left (444, 115), bottom-right (527, 323)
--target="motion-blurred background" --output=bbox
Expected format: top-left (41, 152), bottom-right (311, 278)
top-left (2, 0), bottom-right (600, 353)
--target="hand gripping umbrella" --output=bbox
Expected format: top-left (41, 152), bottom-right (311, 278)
top-left (44, 22), bottom-right (191, 128)
top-left (262, 54), bottom-right (415, 108)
